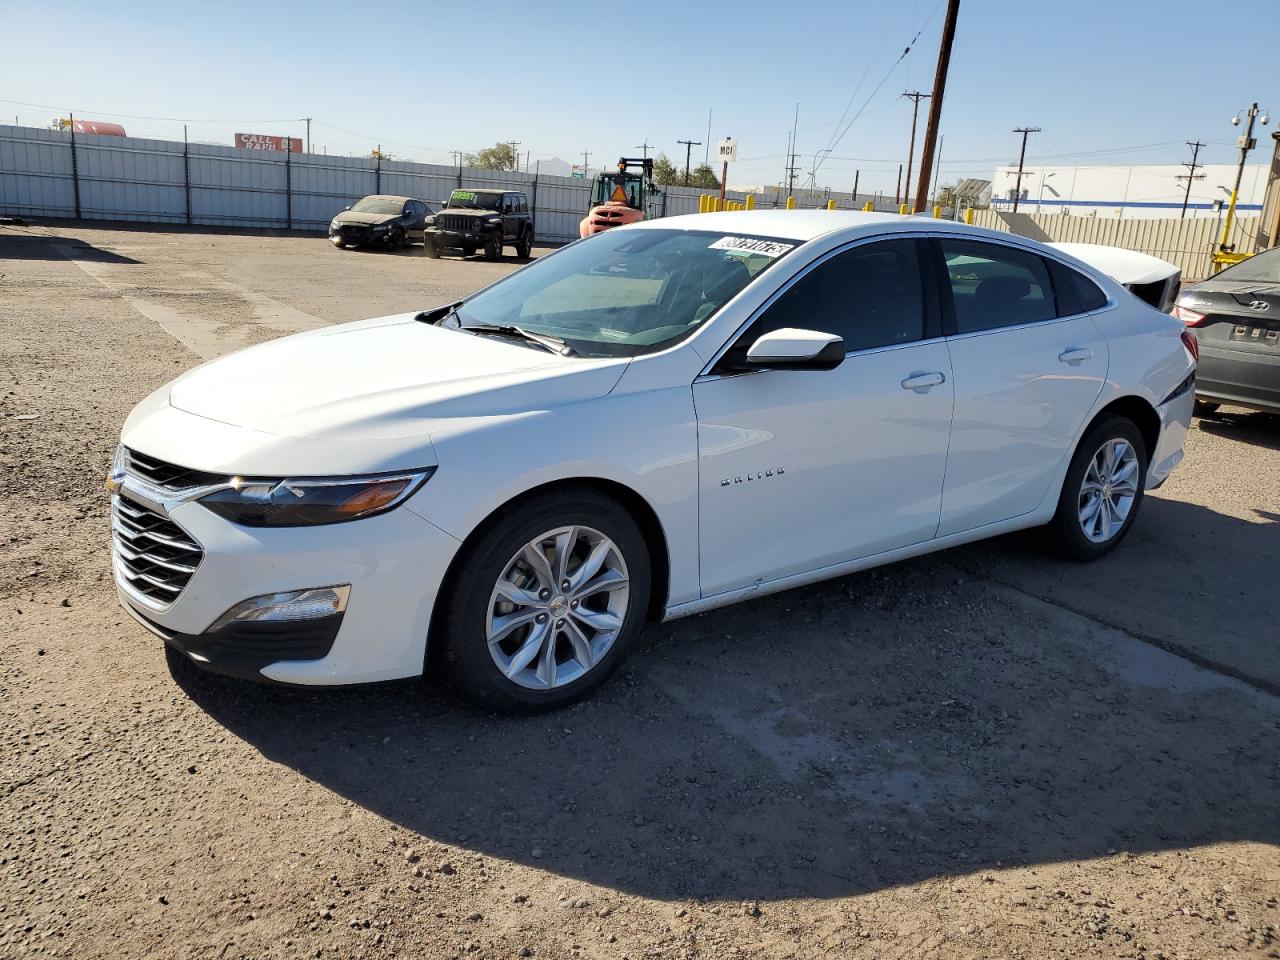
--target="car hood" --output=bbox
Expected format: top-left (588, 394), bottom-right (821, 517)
top-left (332, 210), bottom-right (400, 226)
top-left (440, 207), bottom-right (497, 217)
top-left (166, 313), bottom-right (629, 440)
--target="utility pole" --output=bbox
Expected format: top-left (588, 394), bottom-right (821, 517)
top-left (901, 91), bottom-right (930, 210)
top-left (705, 108), bottom-right (712, 164)
top-left (301, 116), bottom-right (311, 154)
top-left (895, 164), bottom-right (903, 206)
top-left (1011, 125), bottom-right (1041, 213)
top-left (932, 134), bottom-right (945, 206)
top-left (913, 0), bottom-right (960, 213)
top-left (852, 169), bottom-right (860, 205)
top-left (508, 141), bottom-right (521, 171)
top-left (581, 150), bottom-right (591, 175)
top-left (1176, 140), bottom-right (1206, 220)
top-left (635, 140), bottom-right (654, 159)
top-left (786, 150), bottom-right (802, 197)
top-left (1220, 103), bottom-right (1269, 254)
top-left (677, 139), bottom-right (701, 186)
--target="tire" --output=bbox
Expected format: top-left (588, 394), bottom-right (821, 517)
top-left (484, 232), bottom-right (502, 262)
top-left (423, 235), bottom-right (442, 259)
top-left (436, 487), bottom-right (651, 712)
top-left (1194, 399), bottom-right (1220, 417)
top-left (1047, 414), bottom-right (1148, 561)
top-left (516, 228), bottom-right (532, 259)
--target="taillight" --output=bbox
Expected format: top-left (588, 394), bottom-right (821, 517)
top-left (1181, 329), bottom-right (1200, 363)
top-left (1173, 304), bottom-right (1207, 327)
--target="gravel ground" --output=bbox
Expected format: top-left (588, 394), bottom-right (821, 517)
top-left (1, 222), bottom-right (1277, 960)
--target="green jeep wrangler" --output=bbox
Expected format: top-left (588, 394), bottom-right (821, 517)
top-left (425, 188), bottom-right (534, 261)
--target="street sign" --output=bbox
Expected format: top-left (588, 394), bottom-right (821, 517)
top-left (571, 164), bottom-right (586, 178)
top-left (717, 137), bottom-right (738, 163)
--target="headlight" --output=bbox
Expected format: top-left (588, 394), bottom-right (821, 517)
top-left (425, 215), bottom-right (436, 226)
top-left (105, 443), bottom-right (127, 492)
top-left (197, 470), bottom-right (434, 527)
top-left (373, 223), bottom-right (390, 232)
top-left (485, 217), bottom-right (501, 225)
top-left (330, 219), bottom-right (341, 230)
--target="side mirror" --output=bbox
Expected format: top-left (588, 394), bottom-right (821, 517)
top-left (343, 205), bottom-right (352, 211)
top-left (745, 328), bottom-right (844, 370)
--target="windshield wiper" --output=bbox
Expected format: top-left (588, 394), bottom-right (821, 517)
top-left (460, 323), bottom-right (576, 357)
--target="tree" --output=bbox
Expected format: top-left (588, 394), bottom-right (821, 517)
top-left (464, 142), bottom-right (517, 171)
top-left (651, 152), bottom-right (681, 186)
top-left (688, 163), bottom-right (721, 190)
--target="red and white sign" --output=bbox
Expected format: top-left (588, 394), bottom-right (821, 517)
top-left (234, 133), bottom-right (302, 153)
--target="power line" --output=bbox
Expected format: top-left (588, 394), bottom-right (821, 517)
top-left (635, 140), bottom-right (654, 159)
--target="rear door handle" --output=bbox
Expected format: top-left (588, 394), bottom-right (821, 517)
top-left (1059, 347), bottom-right (1093, 365)
top-left (900, 371), bottom-right (946, 391)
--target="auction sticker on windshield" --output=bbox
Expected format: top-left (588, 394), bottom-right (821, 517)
top-left (451, 191), bottom-right (477, 203)
top-left (710, 236), bottom-right (796, 258)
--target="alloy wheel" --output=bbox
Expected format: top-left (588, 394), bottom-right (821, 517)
top-left (1077, 438), bottom-right (1139, 543)
top-left (485, 525), bottom-right (630, 690)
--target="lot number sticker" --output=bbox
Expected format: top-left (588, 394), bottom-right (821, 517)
top-left (710, 236), bottom-right (795, 258)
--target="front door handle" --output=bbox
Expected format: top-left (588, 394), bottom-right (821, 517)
top-left (901, 371), bottom-right (947, 392)
top-left (1058, 347), bottom-right (1094, 365)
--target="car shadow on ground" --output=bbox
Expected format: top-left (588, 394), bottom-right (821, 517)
top-left (1196, 409), bottom-right (1280, 451)
top-left (172, 498), bottom-right (1279, 904)
top-left (0, 233), bottom-right (140, 264)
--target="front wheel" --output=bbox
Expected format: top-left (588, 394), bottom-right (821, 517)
top-left (484, 232), bottom-right (502, 262)
top-left (1047, 415), bottom-right (1148, 561)
top-left (436, 488), bottom-right (650, 712)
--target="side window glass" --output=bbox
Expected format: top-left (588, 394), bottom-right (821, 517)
top-left (1054, 261), bottom-right (1105, 313)
top-left (941, 239), bottom-right (1056, 333)
top-left (749, 239), bottom-right (925, 352)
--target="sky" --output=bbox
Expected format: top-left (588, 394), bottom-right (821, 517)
top-left (3, 0), bottom-right (1278, 197)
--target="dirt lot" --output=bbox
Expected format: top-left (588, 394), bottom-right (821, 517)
top-left (1, 221), bottom-right (1277, 960)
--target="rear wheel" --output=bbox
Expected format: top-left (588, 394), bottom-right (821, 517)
top-left (436, 488), bottom-right (650, 712)
top-left (516, 228), bottom-right (532, 259)
top-left (484, 232), bottom-right (502, 261)
top-left (1047, 415), bottom-right (1148, 561)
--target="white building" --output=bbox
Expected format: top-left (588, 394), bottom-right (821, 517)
top-left (990, 163), bottom-right (1269, 219)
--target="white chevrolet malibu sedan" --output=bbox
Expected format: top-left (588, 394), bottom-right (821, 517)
top-left (110, 211), bottom-right (1197, 710)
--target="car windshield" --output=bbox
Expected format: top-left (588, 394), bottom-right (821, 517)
top-left (454, 229), bottom-right (799, 358)
top-left (350, 198), bottom-right (404, 215)
top-left (448, 191), bottom-right (501, 210)
top-left (1214, 245), bottom-right (1280, 283)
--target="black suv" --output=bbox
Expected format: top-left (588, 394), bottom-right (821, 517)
top-left (425, 189), bottom-right (533, 260)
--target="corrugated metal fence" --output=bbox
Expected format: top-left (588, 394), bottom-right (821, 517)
top-left (969, 208), bottom-right (1260, 282)
top-left (0, 124), bottom-right (764, 243)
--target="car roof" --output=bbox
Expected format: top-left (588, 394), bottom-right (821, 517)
top-left (360, 194), bottom-right (415, 203)
top-left (626, 209), bottom-right (1022, 244)
top-left (454, 187), bottom-right (518, 195)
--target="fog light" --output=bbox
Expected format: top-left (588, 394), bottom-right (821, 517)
top-left (208, 585), bottom-right (350, 632)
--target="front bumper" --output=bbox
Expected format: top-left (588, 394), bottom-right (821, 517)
top-left (426, 227), bottom-right (496, 248)
top-left (113, 485), bottom-right (462, 685)
top-left (330, 226), bottom-right (395, 246)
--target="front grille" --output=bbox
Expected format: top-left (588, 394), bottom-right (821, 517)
top-left (439, 214), bottom-right (480, 232)
top-left (125, 448), bottom-right (225, 489)
top-left (112, 496), bottom-right (204, 605)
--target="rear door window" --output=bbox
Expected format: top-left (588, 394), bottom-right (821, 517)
top-left (940, 239), bottom-right (1056, 333)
